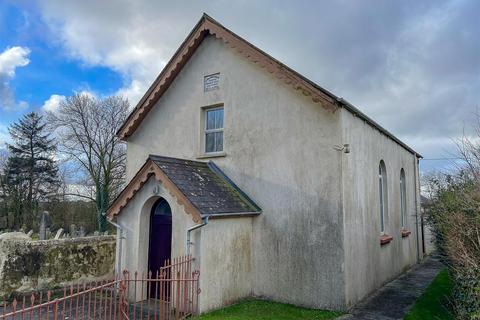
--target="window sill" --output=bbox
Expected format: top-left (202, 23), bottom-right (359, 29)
top-left (401, 230), bottom-right (411, 238)
top-left (196, 151), bottom-right (226, 159)
top-left (380, 234), bottom-right (393, 245)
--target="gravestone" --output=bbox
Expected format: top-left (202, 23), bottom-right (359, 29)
top-left (54, 228), bottom-right (64, 239)
top-left (39, 211), bottom-right (50, 240)
top-left (70, 224), bottom-right (77, 238)
top-left (79, 226), bottom-right (86, 237)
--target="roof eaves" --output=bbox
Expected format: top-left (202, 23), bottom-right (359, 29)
top-left (202, 212), bottom-right (261, 219)
top-left (336, 97), bottom-right (422, 158)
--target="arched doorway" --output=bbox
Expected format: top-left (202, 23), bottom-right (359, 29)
top-left (148, 198), bottom-right (172, 275)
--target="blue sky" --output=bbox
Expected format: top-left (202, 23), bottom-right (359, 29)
top-left (0, 1), bottom-right (478, 174)
top-left (0, 2), bottom-right (123, 138)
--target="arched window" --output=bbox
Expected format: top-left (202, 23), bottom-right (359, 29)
top-left (400, 169), bottom-right (407, 229)
top-left (379, 160), bottom-right (387, 234)
top-left (152, 198), bottom-right (172, 217)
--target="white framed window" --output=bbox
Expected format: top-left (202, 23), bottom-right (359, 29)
top-left (379, 160), bottom-right (387, 234)
top-left (204, 107), bottom-right (224, 153)
top-left (400, 169), bottom-right (407, 229)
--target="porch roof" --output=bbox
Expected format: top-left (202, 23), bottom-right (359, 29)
top-left (107, 155), bottom-right (261, 222)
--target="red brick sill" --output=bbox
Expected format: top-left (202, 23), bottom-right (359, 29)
top-left (401, 230), bottom-right (412, 238)
top-left (380, 234), bottom-right (393, 245)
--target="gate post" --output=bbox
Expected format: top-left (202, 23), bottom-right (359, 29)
top-left (53, 300), bottom-right (59, 320)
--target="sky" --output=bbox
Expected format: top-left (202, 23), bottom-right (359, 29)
top-left (0, 0), bottom-right (478, 173)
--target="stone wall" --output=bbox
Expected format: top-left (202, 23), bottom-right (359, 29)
top-left (0, 232), bottom-right (115, 299)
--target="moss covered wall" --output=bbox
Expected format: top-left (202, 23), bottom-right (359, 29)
top-left (0, 233), bottom-right (115, 299)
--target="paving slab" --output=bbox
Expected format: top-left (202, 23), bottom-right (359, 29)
top-left (340, 256), bottom-right (444, 320)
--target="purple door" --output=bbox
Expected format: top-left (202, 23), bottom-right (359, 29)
top-left (148, 198), bottom-right (172, 298)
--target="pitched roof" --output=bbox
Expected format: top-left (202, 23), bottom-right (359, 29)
top-left (107, 155), bottom-right (261, 220)
top-left (117, 14), bottom-right (421, 157)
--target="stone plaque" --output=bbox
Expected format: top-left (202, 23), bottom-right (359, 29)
top-left (204, 73), bottom-right (220, 92)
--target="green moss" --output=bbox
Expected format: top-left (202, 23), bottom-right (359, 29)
top-left (200, 299), bottom-right (344, 320)
top-left (404, 269), bottom-right (454, 320)
top-left (0, 237), bottom-right (115, 300)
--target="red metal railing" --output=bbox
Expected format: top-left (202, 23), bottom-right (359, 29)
top-left (0, 255), bottom-right (200, 320)
top-left (122, 255), bottom-right (200, 320)
top-left (0, 278), bottom-right (121, 320)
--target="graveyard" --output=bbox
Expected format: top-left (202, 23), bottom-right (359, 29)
top-left (0, 212), bottom-right (115, 300)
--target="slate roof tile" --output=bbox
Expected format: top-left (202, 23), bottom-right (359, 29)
top-left (149, 155), bottom-right (261, 216)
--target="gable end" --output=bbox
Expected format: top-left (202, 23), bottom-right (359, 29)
top-left (117, 14), bottom-right (339, 140)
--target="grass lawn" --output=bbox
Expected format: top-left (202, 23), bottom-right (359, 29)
top-left (200, 299), bottom-right (344, 320)
top-left (404, 268), bottom-right (454, 320)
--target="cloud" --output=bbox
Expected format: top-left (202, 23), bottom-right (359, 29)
top-left (42, 94), bottom-right (66, 112)
top-left (0, 46), bottom-right (31, 111)
top-left (0, 47), bottom-right (30, 76)
top-left (76, 90), bottom-right (96, 99)
top-left (35, 0), bottom-right (480, 170)
top-left (38, 1), bottom-right (187, 105)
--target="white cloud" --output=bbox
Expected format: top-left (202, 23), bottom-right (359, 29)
top-left (0, 46), bottom-right (31, 111)
top-left (76, 90), bottom-right (96, 99)
top-left (116, 79), bottom-right (145, 106)
top-left (0, 46), bottom-right (30, 76)
top-left (42, 94), bottom-right (66, 112)
top-left (38, 1), bottom-right (181, 106)
top-left (35, 1), bottom-right (480, 171)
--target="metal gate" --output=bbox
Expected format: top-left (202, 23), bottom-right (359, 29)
top-left (0, 255), bottom-right (200, 319)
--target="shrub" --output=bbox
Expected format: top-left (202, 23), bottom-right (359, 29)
top-left (425, 173), bottom-right (480, 319)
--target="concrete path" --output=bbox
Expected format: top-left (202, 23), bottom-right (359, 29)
top-left (340, 256), bottom-right (444, 320)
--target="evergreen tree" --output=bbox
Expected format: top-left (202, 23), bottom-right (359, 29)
top-left (3, 112), bottom-right (59, 230)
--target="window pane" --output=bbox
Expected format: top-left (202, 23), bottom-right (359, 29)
top-left (215, 108), bottom-right (224, 129)
top-left (379, 162), bottom-right (386, 233)
top-left (206, 110), bottom-right (215, 130)
top-left (153, 199), bottom-right (172, 216)
top-left (205, 133), bottom-right (215, 153)
top-left (400, 170), bottom-right (407, 228)
top-left (215, 131), bottom-right (224, 152)
top-left (379, 176), bottom-right (384, 232)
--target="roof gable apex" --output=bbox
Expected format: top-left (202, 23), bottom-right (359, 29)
top-left (107, 158), bottom-right (203, 222)
top-left (117, 14), bottom-right (421, 157)
top-left (117, 14), bottom-right (338, 140)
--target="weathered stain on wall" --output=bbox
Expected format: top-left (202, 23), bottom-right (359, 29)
top-left (0, 232), bottom-right (115, 299)
top-left (199, 217), bottom-right (253, 312)
top-left (125, 35), bottom-right (346, 310)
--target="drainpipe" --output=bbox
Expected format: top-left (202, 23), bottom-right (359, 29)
top-left (413, 154), bottom-right (421, 263)
top-left (103, 213), bottom-right (126, 276)
top-left (186, 216), bottom-right (209, 256)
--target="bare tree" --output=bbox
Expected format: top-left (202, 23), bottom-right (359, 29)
top-left (422, 112), bottom-right (480, 318)
top-left (48, 93), bottom-right (129, 231)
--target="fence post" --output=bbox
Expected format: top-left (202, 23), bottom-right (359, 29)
top-left (12, 299), bottom-right (17, 318)
top-left (175, 271), bottom-right (181, 319)
top-left (54, 300), bottom-right (59, 320)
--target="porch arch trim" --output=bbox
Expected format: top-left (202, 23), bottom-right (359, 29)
top-left (107, 159), bottom-right (203, 223)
